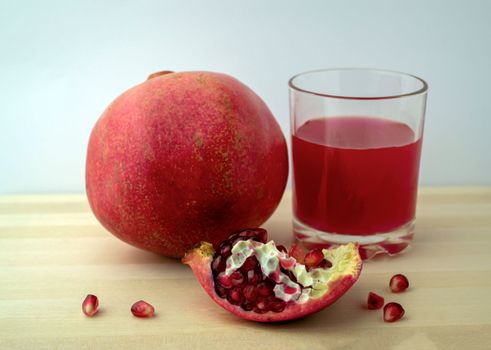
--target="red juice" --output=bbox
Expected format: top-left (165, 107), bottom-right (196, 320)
top-left (292, 116), bottom-right (422, 235)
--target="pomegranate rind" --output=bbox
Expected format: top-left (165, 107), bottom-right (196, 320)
top-left (183, 241), bottom-right (362, 322)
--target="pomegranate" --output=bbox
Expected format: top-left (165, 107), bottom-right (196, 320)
top-left (183, 228), bottom-right (362, 322)
top-left (86, 71), bottom-right (288, 258)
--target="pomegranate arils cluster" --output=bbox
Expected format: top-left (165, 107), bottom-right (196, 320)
top-left (366, 274), bottom-right (410, 323)
top-left (211, 229), bottom-right (290, 314)
top-left (211, 229), bottom-right (337, 315)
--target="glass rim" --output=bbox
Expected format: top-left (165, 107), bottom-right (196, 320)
top-left (288, 68), bottom-right (428, 100)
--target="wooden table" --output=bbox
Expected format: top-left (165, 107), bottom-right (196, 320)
top-left (1, 188), bottom-right (490, 349)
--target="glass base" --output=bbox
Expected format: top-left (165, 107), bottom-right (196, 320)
top-left (293, 217), bottom-right (415, 260)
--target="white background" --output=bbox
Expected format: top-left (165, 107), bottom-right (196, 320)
top-left (1, 0), bottom-right (490, 194)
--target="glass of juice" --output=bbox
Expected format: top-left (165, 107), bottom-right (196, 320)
top-left (289, 68), bottom-right (428, 259)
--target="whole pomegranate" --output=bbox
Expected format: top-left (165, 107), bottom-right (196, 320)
top-left (86, 71), bottom-right (288, 258)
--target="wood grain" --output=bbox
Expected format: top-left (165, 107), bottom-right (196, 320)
top-left (0, 188), bottom-right (490, 350)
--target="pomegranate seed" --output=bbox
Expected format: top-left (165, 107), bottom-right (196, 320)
top-left (257, 282), bottom-right (274, 297)
top-left (304, 249), bottom-right (324, 269)
top-left (389, 274), bottom-right (409, 293)
top-left (367, 292), bottom-right (384, 310)
top-left (241, 301), bottom-right (254, 311)
top-left (383, 302), bottom-right (405, 322)
top-left (211, 255), bottom-right (225, 274)
top-left (220, 244), bottom-right (232, 258)
top-left (246, 268), bottom-right (262, 284)
top-left (82, 294), bottom-right (99, 317)
top-left (237, 228), bottom-right (267, 243)
top-left (241, 256), bottom-right (257, 271)
top-left (268, 271), bottom-right (281, 283)
top-left (269, 299), bottom-right (286, 313)
top-left (227, 288), bottom-right (243, 305)
top-left (276, 244), bottom-right (287, 253)
top-left (243, 284), bottom-right (258, 301)
top-left (254, 298), bottom-right (269, 313)
top-left (251, 228), bottom-right (267, 243)
top-left (289, 244), bottom-right (306, 264)
top-left (215, 284), bottom-right (227, 298)
top-left (217, 272), bottom-right (233, 288)
top-left (230, 271), bottom-right (244, 286)
top-left (131, 300), bottom-right (155, 318)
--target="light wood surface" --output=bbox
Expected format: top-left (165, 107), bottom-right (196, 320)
top-left (0, 188), bottom-right (490, 349)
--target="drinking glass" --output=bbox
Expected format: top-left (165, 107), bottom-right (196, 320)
top-left (289, 68), bottom-right (428, 259)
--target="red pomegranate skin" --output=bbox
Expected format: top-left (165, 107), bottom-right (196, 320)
top-left (86, 71), bottom-right (288, 258)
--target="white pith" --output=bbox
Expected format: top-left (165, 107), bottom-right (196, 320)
top-left (223, 239), bottom-right (358, 304)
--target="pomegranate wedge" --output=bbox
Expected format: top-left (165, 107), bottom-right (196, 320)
top-left (183, 228), bottom-right (362, 322)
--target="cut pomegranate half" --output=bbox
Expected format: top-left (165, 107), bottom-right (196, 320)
top-left (183, 228), bottom-right (362, 322)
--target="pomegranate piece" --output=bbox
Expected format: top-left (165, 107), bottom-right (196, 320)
top-left (389, 274), bottom-right (409, 293)
top-left (183, 228), bottom-right (363, 322)
top-left (131, 300), bottom-right (155, 318)
top-left (367, 292), bottom-right (384, 310)
top-left (82, 294), bottom-right (99, 317)
top-left (383, 302), bottom-right (405, 322)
